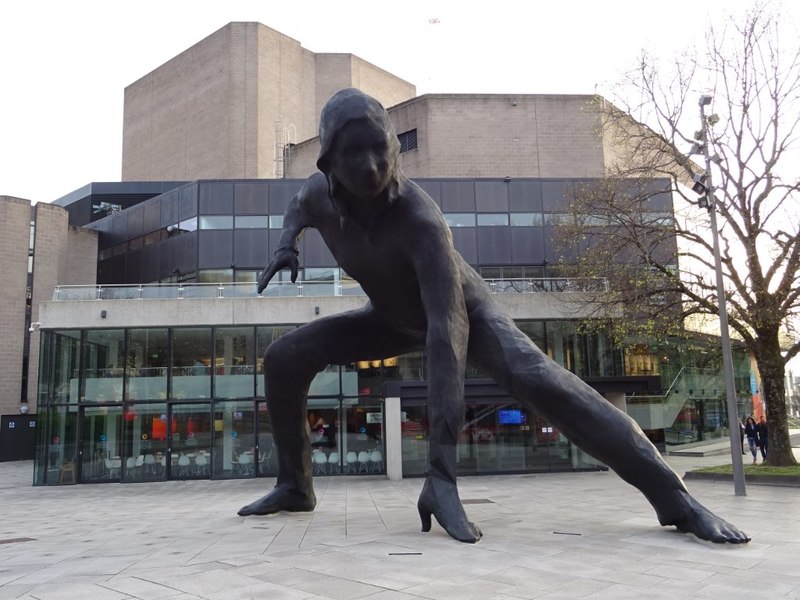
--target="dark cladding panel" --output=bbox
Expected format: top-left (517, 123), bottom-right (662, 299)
top-left (143, 201), bottom-right (160, 234)
top-left (268, 180), bottom-right (304, 214)
top-left (450, 228), bottom-right (477, 265)
top-left (476, 227), bottom-right (512, 265)
top-left (541, 180), bottom-right (572, 213)
top-left (234, 230), bottom-right (270, 269)
top-left (301, 228), bottom-right (336, 266)
top-left (176, 231), bottom-right (198, 274)
top-left (97, 256), bottom-right (126, 284)
top-left (234, 182), bottom-right (269, 214)
top-left (415, 179), bottom-right (442, 207)
top-left (441, 181), bottom-right (476, 212)
top-left (126, 248), bottom-right (143, 283)
top-left (159, 190), bottom-right (181, 227)
top-left (199, 182), bottom-right (234, 215)
top-left (475, 181), bottom-right (509, 212)
top-left (509, 180), bottom-right (543, 212)
top-left (178, 184), bottom-right (198, 222)
top-left (510, 227), bottom-right (545, 264)
top-left (198, 231), bottom-right (233, 269)
top-left (158, 236), bottom-right (179, 281)
top-left (127, 206), bottom-right (145, 238)
top-left (140, 244), bottom-right (160, 283)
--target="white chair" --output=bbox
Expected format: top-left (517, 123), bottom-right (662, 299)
top-left (259, 446), bottom-right (273, 473)
top-left (194, 453), bottom-right (209, 477)
top-left (369, 450), bottom-right (383, 473)
top-left (104, 458), bottom-right (120, 479)
top-left (177, 454), bottom-right (191, 477)
top-left (313, 450), bottom-right (328, 475)
top-left (345, 451), bottom-right (358, 474)
top-left (327, 451), bottom-right (340, 474)
top-left (357, 451), bottom-right (370, 473)
top-left (237, 452), bottom-right (253, 476)
top-left (144, 454), bottom-right (156, 475)
top-left (135, 454), bottom-right (145, 477)
top-left (125, 456), bottom-right (137, 479)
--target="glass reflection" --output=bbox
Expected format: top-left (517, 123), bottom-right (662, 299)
top-left (126, 328), bottom-right (168, 401)
top-left (171, 403), bottom-right (212, 479)
top-left (213, 400), bottom-right (256, 479)
top-left (80, 405), bottom-right (123, 481)
top-left (82, 329), bottom-right (125, 402)
top-left (42, 405), bottom-right (78, 484)
top-left (172, 328), bottom-right (211, 399)
top-left (121, 403), bottom-right (167, 482)
top-left (215, 327), bottom-right (255, 399)
top-left (52, 330), bottom-right (81, 404)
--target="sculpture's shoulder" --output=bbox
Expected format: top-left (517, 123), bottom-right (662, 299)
top-left (395, 178), bottom-right (449, 231)
top-left (298, 172), bottom-right (329, 204)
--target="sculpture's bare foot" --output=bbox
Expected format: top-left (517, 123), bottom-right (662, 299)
top-left (418, 476), bottom-right (483, 543)
top-left (238, 486), bottom-right (316, 516)
top-left (661, 490), bottom-right (750, 544)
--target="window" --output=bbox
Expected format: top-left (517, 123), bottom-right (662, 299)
top-left (397, 129), bottom-right (418, 153)
top-left (444, 213), bottom-right (476, 227)
top-left (269, 215), bottom-right (284, 229)
top-left (476, 213), bottom-right (509, 226)
top-left (234, 216), bottom-right (269, 229)
top-left (510, 213), bottom-right (543, 227)
top-left (199, 216), bottom-right (233, 230)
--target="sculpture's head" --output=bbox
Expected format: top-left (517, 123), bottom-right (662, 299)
top-left (317, 89), bottom-right (402, 228)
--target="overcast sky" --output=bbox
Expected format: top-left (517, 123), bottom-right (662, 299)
top-left (1, 0), bottom-right (797, 204)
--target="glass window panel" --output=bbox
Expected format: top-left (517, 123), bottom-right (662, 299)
top-left (543, 213), bottom-right (567, 226)
top-left (256, 401), bottom-right (277, 477)
top-left (215, 327), bottom-right (255, 399)
top-left (42, 405), bottom-right (79, 485)
top-left (126, 329), bottom-right (168, 401)
top-left (476, 213), bottom-right (509, 226)
top-left (309, 365), bottom-right (342, 396)
top-left (516, 320), bottom-right (546, 349)
top-left (121, 402), bottom-right (167, 482)
top-left (171, 403), bottom-right (212, 479)
top-left (347, 398), bottom-right (384, 474)
top-left (510, 212), bottom-right (543, 226)
top-left (80, 406), bottom-right (124, 482)
top-left (52, 331), bottom-right (81, 404)
top-left (234, 215), bottom-right (269, 229)
top-left (197, 269), bottom-right (233, 283)
top-left (256, 326), bottom-right (295, 397)
top-left (401, 402), bottom-right (428, 476)
top-left (172, 328), bottom-right (212, 399)
top-left (213, 400), bottom-right (256, 479)
top-left (269, 215), bottom-right (284, 229)
top-left (82, 329), bottom-right (125, 403)
top-left (235, 270), bottom-right (259, 283)
top-left (198, 216), bottom-right (233, 229)
top-left (444, 213), bottom-right (476, 227)
top-left (546, 321), bottom-right (585, 375)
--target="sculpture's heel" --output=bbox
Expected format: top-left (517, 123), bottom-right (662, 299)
top-left (418, 503), bottom-right (432, 532)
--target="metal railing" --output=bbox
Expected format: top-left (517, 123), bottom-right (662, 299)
top-left (52, 277), bottom-right (608, 301)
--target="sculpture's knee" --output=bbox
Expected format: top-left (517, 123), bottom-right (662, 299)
top-left (263, 337), bottom-right (295, 380)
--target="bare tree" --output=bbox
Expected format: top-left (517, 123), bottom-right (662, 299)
top-left (558, 4), bottom-right (800, 465)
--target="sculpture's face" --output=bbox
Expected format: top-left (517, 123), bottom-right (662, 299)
top-left (329, 118), bottom-right (392, 199)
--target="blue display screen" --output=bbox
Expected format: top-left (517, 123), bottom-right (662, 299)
top-left (498, 409), bottom-right (523, 425)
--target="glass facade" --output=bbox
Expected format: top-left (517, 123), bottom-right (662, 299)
top-left (34, 320), bottom-right (624, 485)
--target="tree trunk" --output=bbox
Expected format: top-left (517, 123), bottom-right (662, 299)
top-left (756, 334), bottom-right (798, 467)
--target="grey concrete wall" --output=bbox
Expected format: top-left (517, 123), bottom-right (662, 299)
top-left (123, 22), bottom-right (415, 182)
top-left (37, 292), bottom-right (602, 331)
top-left (0, 197), bottom-right (32, 416)
top-left (285, 94), bottom-right (606, 179)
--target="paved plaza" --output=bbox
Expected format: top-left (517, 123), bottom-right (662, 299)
top-left (1, 449), bottom-right (799, 600)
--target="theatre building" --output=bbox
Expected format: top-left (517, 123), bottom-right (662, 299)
top-left (10, 22), bottom-right (756, 484)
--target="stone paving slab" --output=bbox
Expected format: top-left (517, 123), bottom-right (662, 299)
top-left (1, 454), bottom-right (799, 600)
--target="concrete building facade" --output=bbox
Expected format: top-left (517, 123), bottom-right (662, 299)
top-left (122, 22), bottom-right (415, 182)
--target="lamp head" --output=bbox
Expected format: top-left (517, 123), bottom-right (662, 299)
top-left (699, 95), bottom-right (713, 106)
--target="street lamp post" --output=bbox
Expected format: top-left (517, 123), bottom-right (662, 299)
top-left (696, 94), bottom-right (747, 496)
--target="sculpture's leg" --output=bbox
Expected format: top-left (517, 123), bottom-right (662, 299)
top-left (466, 303), bottom-right (749, 544)
top-left (238, 306), bottom-right (420, 517)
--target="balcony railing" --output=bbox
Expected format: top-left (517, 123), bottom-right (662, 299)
top-left (52, 277), bottom-right (608, 301)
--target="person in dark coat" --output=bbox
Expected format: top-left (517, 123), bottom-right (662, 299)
top-left (757, 416), bottom-right (768, 461)
top-left (236, 88), bottom-right (749, 544)
top-left (744, 416), bottom-right (759, 464)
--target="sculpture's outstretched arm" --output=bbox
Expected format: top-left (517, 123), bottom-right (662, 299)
top-left (257, 192), bottom-right (310, 293)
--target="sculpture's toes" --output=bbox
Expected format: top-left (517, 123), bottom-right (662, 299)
top-left (238, 487), bottom-right (315, 517)
top-left (671, 491), bottom-right (750, 544)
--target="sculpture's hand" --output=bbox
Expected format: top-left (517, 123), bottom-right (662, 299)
top-left (257, 248), bottom-right (299, 294)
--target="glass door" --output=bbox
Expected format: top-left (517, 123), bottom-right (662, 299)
top-left (121, 403), bottom-right (167, 482)
top-left (169, 403), bottom-right (212, 479)
top-left (256, 401), bottom-right (276, 477)
top-left (80, 406), bottom-right (123, 482)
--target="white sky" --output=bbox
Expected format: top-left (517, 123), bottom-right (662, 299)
top-left (2, 0), bottom-right (795, 204)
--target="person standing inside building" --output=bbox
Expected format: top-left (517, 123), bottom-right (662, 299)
top-left (744, 416), bottom-right (759, 464)
top-left (757, 415), bottom-right (768, 461)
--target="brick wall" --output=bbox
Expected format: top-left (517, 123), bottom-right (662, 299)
top-left (0, 197), bottom-right (32, 416)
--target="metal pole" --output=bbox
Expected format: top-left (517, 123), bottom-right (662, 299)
top-left (699, 96), bottom-right (746, 496)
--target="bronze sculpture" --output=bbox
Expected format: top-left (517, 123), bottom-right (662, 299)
top-left (238, 88), bottom-right (750, 544)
